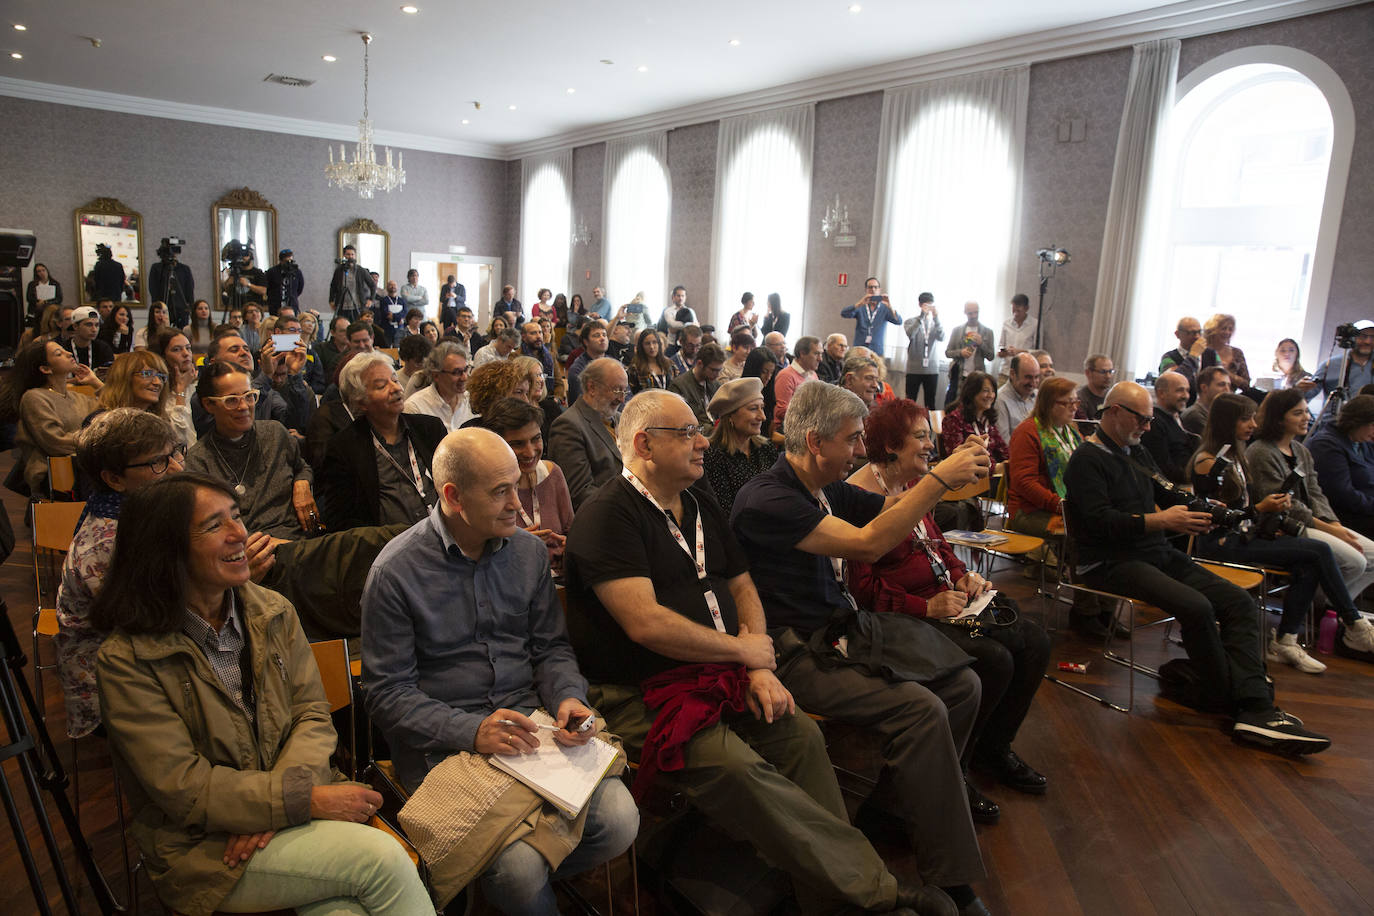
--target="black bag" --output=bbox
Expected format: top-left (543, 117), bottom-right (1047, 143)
top-left (1157, 658), bottom-right (1230, 714)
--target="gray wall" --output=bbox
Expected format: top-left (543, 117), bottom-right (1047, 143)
top-left (0, 95), bottom-right (508, 318)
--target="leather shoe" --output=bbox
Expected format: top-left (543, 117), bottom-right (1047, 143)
top-left (895, 885), bottom-right (958, 916)
top-left (964, 778), bottom-right (1000, 824)
top-left (974, 747), bottom-right (1047, 795)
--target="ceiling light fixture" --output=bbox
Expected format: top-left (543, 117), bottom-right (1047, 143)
top-left (400, 5), bottom-right (419, 13)
top-left (636, 65), bottom-right (648, 72)
top-left (599, 59), bottom-right (614, 65)
top-left (508, 104), bottom-right (517, 110)
top-left (323, 33), bottom-right (405, 199)
top-left (728, 39), bottom-right (740, 47)
top-left (461, 119), bottom-right (470, 124)
top-left (566, 87), bottom-right (575, 94)
top-left (322, 54), bottom-right (336, 62)
top-left (13, 24), bottom-right (26, 31)
top-left (849, 4), bottom-right (862, 13)
top-left (9, 52), bottom-right (21, 60)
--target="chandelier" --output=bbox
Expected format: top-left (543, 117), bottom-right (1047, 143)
top-left (324, 33), bottom-right (405, 199)
top-left (820, 193), bottom-right (850, 239)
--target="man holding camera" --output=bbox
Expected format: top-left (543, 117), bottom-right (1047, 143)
top-left (264, 248), bottom-right (305, 317)
top-left (223, 248), bottom-right (267, 310)
top-left (329, 245), bottom-right (377, 322)
top-left (1313, 320), bottom-right (1374, 405)
top-left (147, 237), bottom-right (196, 326)
top-left (1063, 381), bottom-right (1331, 754)
top-left (842, 278), bottom-right (901, 354)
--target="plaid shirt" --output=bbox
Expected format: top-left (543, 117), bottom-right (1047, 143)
top-left (181, 594), bottom-right (255, 726)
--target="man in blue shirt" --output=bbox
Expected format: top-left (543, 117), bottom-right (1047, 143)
top-left (841, 277), bottom-right (901, 353)
top-left (1314, 319), bottom-right (1374, 407)
top-left (589, 285), bottom-right (613, 321)
top-left (361, 428), bottom-right (638, 912)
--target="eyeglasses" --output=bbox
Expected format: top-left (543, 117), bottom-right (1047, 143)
top-left (125, 444), bottom-right (186, 474)
top-left (1089, 366), bottom-right (1117, 376)
top-left (438, 366), bottom-right (469, 377)
top-left (645, 424), bottom-right (704, 440)
top-left (1054, 397), bottom-right (1082, 408)
top-left (133, 369), bottom-right (169, 382)
top-left (1113, 403), bottom-right (1153, 427)
top-left (865, 284), bottom-right (880, 291)
top-left (603, 386), bottom-right (629, 398)
top-left (203, 390), bottom-right (261, 410)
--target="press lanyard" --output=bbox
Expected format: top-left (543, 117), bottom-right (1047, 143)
top-left (868, 464), bottom-right (954, 588)
top-left (813, 488), bottom-right (860, 610)
top-left (516, 471), bottom-right (541, 528)
top-left (621, 468), bottom-right (726, 632)
top-left (373, 432), bottom-right (432, 507)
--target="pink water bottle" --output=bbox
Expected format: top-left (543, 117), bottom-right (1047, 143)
top-left (1316, 610), bottom-right (1338, 655)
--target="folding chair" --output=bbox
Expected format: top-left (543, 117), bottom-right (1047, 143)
top-left (30, 500), bottom-right (86, 724)
top-left (308, 638), bottom-right (358, 780)
top-left (47, 454), bottom-right (78, 501)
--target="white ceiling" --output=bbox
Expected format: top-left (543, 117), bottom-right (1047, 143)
top-left (0, 0), bottom-right (1355, 159)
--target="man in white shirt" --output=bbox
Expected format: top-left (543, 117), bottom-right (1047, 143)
top-left (404, 342), bottom-right (474, 430)
top-left (659, 285), bottom-right (698, 349)
top-left (473, 328), bottom-right (519, 368)
top-left (997, 293), bottom-right (1037, 380)
top-left (994, 352), bottom-right (1040, 441)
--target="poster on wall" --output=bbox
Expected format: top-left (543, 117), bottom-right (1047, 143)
top-left (77, 212), bottom-right (141, 303)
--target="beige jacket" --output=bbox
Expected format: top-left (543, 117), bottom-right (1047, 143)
top-left (96, 582), bottom-right (339, 916)
top-left (16, 387), bottom-right (97, 492)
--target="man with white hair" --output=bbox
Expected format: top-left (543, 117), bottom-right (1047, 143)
top-left (549, 357), bottom-right (629, 508)
top-left (763, 330), bottom-right (790, 368)
top-left (564, 390), bottom-right (952, 916)
top-left (474, 327), bottom-right (520, 368)
top-left (362, 427), bottom-right (638, 913)
top-left (818, 333), bottom-right (849, 384)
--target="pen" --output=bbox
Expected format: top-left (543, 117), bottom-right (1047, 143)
top-left (499, 717), bottom-right (595, 733)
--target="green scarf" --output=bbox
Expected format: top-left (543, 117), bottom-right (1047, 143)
top-left (1035, 416), bottom-right (1081, 498)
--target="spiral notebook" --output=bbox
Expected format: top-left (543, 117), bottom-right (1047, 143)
top-left (488, 710), bottom-right (620, 818)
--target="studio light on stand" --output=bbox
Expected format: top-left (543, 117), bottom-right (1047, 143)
top-left (1033, 245), bottom-right (1069, 349)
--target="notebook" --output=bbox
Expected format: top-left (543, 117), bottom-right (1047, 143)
top-left (943, 530), bottom-right (1009, 547)
top-left (488, 709), bottom-right (621, 818)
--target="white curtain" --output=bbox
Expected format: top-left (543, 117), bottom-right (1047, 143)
top-left (870, 66), bottom-right (1029, 371)
top-left (710, 104), bottom-right (814, 334)
top-left (519, 149), bottom-right (573, 306)
top-left (1089, 39), bottom-right (1180, 377)
top-left (602, 131), bottom-right (671, 312)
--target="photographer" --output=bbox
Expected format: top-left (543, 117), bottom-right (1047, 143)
top-left (1189, 393), bottom-right (1374, 674)
top-left (263, 248), bottom-right (305, 316)
top-left (147, 237), bottom-right (195, 326)
top-left (222, 247), bottom-right (267, 308)
top-left (328, 244), bottom-right (376, 321)
top-left (90, 244), bottom-right (127, 303)
top-left (1312, 319), bottom-right (1374, 406)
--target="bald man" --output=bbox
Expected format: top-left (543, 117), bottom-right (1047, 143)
top-left (361, 428), bottom-right (639, 911)
top-left (1139, 371), bottom-right (1197, 484)
top-left (1063, 382), bottom-right (1330, 754)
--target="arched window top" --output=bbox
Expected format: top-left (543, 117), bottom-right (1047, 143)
top-left (604, 134), bottom-right (670, 316)
top-left (520, 152), bottom-right (572, 308)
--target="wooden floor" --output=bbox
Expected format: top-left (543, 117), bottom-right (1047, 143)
top-left (3, 474), bottom-right (1373, 915)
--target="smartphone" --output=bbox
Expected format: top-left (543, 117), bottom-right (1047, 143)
top-left (869, 296), bottom-right (883, 306)
top-left (626, 303), bottom-right (644, 315)
top-left (271, 333), bottom-right (300, 352)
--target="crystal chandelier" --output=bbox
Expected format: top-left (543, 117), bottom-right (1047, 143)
top-left (324, 33), bottom-right (405, 199)
top-left (820, 194), bottom-right (850, 239)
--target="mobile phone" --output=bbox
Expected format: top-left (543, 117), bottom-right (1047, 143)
top-left (626, 303), bottom-right (644, 315)
top-left (271, 333), bottom-right (300, 352)
top-left (869, 296), bottom-right (883, 306)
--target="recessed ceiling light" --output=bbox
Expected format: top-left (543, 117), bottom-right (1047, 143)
top-left (13, 24), bottom-right (27, 31)
top-left (849, 3), bottom-right (862, 12)
top-left (636, 65), bottom-right (648, 72)
top-left (566, 87), bottom-right (575, 94)
top-left (9, 52), bottom-right (21, 59)
top-left (728, 39), bottom-right (740, 47)
top-left (461, 119), bottom-right (470, 124)
top-left (599, 59), bottom-right (613, 65)
top-left (322, 54), bottom-right (336, 62)
top-left (508, 104), bottom-right (516, 110)
top-left (400, 5), bottom-right (419, 13)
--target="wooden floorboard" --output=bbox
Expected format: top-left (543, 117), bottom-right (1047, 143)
top-left (2, 472), bottom-right (1373, 914)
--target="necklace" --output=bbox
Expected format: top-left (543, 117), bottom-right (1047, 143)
top-left (207, 427), bottom-right (255, 496)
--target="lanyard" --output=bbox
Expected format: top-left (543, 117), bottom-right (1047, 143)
top-left (813, 488), bottom-right (860, 610)
top-left (868, 464), bottom-right (954, 589)
top-left (621, 468), bottom-right (726, 632)
top-left (373, 432), bottom-right (432, 507)
top-left (516, 472), bottom-right (542, 529)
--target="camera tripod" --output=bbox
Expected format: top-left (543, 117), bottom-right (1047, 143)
top-left (1314, 338), bottom-right (1355, 431)
top-left (0, 601), bottom-right (124, 914)
top-left (158, 258), bottom-right (189, 328)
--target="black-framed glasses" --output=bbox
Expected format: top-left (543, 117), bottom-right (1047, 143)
top-left (125, 444), bottom-right (186, 474)
top-left (1114, 403), bottom-right (1153, 427)
top-left (645, 424), bottom-right (704, 440)
top-left (133, 369), bottom-right (169, 382)
top-left (1089, 366), bottom-right (1118, 376)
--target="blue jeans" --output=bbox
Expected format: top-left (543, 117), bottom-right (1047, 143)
top-left (1199, 532), bottom-right (1359, 634)
top-left (218, 818), bottom-right (432, 915)
top-left (478, 776), bottom-right (638, 916)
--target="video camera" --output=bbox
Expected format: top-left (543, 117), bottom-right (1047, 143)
top-left (334, 256), bottom-right (356, 267)
top-left (157, 236), bottom-right (185, 260)
top-left (1335, 323), bottom-right (1364, 349)
top-left (220, 238), bottom-right (255, 265)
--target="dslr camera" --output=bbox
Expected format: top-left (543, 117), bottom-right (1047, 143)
top-left (1250, 469), bottom-right (1306, 541)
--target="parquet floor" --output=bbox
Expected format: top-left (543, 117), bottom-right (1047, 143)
top-left (3, 471), bottom-right (1372, 915)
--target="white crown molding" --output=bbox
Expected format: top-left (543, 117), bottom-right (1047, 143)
top-left (0, 0), bottom-right (1361, 162)
top-left (500, 0), bottom-right (1364, 159)
top-left (0, 76), bottom-right (507, 160)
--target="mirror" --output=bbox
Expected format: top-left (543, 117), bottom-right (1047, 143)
top-left (212, 187), bottom-right (277, 312)
top-left (73, 197), bottom-right (144, 306)
top-left (338, 218), bottom-right (390, 289)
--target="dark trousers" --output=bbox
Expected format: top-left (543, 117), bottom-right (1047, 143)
top-left (1086, 550), bottom-right (1269, 709)
top-left (1198, 532), bottom-right (1359, 633)
top-left (945, 366), bottom-right (963, 409)
top-left (904, 372), bottom-right (939, 409)
top-left (928, 612), bottom-right (1050, 764)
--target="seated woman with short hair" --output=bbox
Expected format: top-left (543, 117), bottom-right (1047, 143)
top-left (92, 473), bottom-right (431, 916)
top-left (847, 398), bottom-right (1050, 816)
top-left (481, 396), bottom-right (575, 575)
top-left (465, 358), bottom-right (531, 422)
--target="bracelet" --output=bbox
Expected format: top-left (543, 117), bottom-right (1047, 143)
top-left (928, 469), bottom-right (953, 491)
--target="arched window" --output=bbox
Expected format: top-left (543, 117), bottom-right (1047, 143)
top-left (603, 134), bottom-right (670, 315)
top-left (1134, 48), bottom-right (1352, 378)
top-left (519, 152), bottom-right (572, 311)
top-left (711, 105), bottom-right (813, 337)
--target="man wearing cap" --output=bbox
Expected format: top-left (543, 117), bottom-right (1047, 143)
top-left (264, 249), bottom-right (306, 317)
top-left (62, 306), bottom-right (114, 370)
top-left (1314, 320), bottom-right (1374, 406)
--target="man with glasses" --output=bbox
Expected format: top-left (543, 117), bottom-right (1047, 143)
top-left (550, 357), bottom-right (630, 508)
top-left (404, 342), bottom-right (474, 431)
top-left (186, 362), bottom-right (320, 539)
top-left (1159, 316), bottom-right (1203, 403)
top-left (668, 342), bottom-right (726, 426)
top-left (190, 330), bottom-right (291, 437)
top-left (562, 389), bottom-right (952, 916)
top-left (1063, 381), bottom-right (1331, 754)
top-left (842, 278), bottom-right (902, 355)
top-left (1077, 354), bottom-right (1116, 422)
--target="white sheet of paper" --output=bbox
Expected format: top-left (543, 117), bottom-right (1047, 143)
top-left (953, 589), bottom-right (997, 620)
top-left (35, 283), bottom-right (55, 300)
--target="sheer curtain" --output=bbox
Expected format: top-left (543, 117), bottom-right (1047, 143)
top-left (520, 149), bottom-right (573, 305)
top-left (710, 104), bottom-right (814, 332)
top-left (602, 132), bottom-right (670, 311)
top-left (870, 67), bottom-right (1029, 371)
top-left (1089, 39), bottom-right (1180, 377)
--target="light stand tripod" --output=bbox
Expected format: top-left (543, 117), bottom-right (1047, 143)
top-left (158, 257), bottom-right (188, 328)
top-left (1313, 336), bottom-right (1356, 430)
top-left (1033, 246), bottom-right (1070, 350)
top-left (0, 602), bottom-right (123, 914)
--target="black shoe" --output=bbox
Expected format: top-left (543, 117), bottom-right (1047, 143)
top-left (1069, 614), bottom-right (1112, 640)
top-left (1232, 707), bottom-right (1331, 755)
top-left (964, 778), bottom-right (1000, 824)
top-left (1101, 611), bottom-right (1131, 639)
top-left (895, 886), bottom-right (958, 916)
top-left (973, 747), bottom-right (1047, 795)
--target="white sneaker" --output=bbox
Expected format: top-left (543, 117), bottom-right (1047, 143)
top-left (1272, 632), bottom-right (1326, 674)
top-left (1342, 617), bottom-right (1374, 655)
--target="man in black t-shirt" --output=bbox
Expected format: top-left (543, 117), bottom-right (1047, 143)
top-left (731, 380), bottom-right (992, 911)
top-left (564, 389), bottom-right (948, 916)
